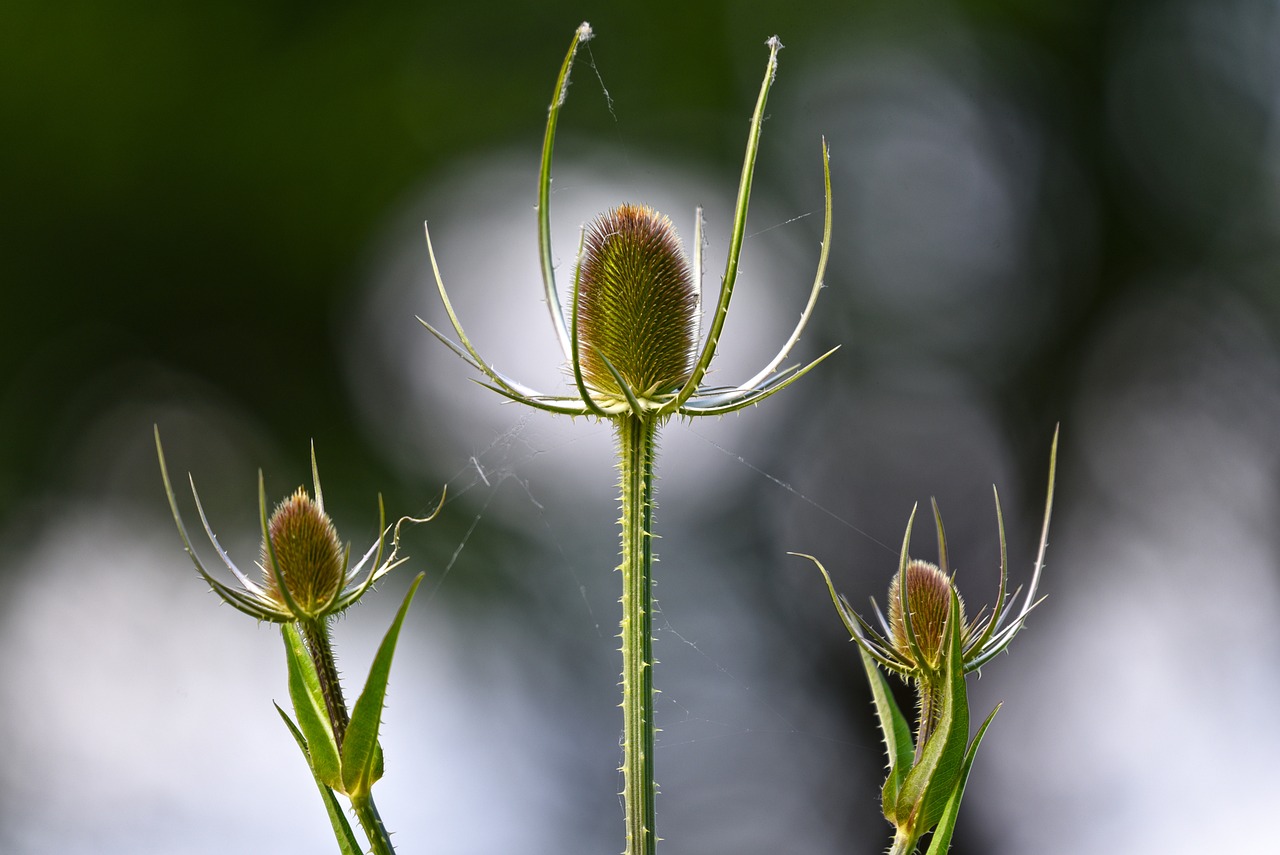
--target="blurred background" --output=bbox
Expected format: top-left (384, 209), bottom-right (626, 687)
top-left (4, 0), bottom-right (1280, 853)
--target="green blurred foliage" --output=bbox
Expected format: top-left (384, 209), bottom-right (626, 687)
top-left (0, 0), bottom-right (857, 510)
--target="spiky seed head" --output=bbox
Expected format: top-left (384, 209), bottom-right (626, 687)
top-left (261, 487), bottom-right (345, 617)
top-left (888, 559), bottom-right (966, 670)
top-left (576, 204), bottom-right (697, 404)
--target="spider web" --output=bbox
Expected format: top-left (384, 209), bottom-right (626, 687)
top-left (412, 408), bottom-right (892, 767)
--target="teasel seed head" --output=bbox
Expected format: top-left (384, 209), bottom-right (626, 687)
top-left (888, 559), bottom-right (966, 671)
top-left (261, 487), bottom-right (346, 617)
top-left (576, 204), bottom-right (697, 407)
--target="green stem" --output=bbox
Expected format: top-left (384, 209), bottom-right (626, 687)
top-left (353, 796), bottom-right (396, 855)
top-left (913, 673), bottom-right (945, 766)
top-left (302, 618), bottom-right (397, 855)
top-left (888, 830), bottom-right (916, 855)
top-left (300, 618), bottom-right (350, 751)
top-left (618, 414), bottom-right (658, 855)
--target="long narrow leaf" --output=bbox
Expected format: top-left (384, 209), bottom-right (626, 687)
top-left (282, 624), bottom-right (342, 790)
top-left (276, 704), bottom-right (362, 855)
top-left (667, 35), bottom-right (781, 414)
top-left (859, 646), bottom-right (914, 822)
top-left (924, 703), bottom-right (1001, 855)
top-left (342, 574), bottom-right (425, 800)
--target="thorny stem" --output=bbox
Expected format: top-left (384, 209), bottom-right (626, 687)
top-left (300, 617), bottom-right (350, 750)
top-left (353, 795), bottom-right (396, 855)
top-left (889, 830), bottom-right (916, 855)
top-left (618, 414), bottom-right (658, 855)
top-left (302, 618), bottom-right (397, 854)
top-left (913, 674), bottom-right (944, 766)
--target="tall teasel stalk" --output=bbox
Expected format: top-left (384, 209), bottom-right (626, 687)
top-left (421, 22), bottom-right (835, 854)
top-left (156, 428), bottom-right (441, 855)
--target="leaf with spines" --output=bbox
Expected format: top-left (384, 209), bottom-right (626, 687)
top-left (276, 704), bottom-right (362, 855)
top-left (798, 551), bottom-right (916, 822)
top-left (924, 702), bottom-right (1001, 855)
top-left (341, 573), bottom-right (424, 802)
top-left (859, 645), bottom-right (914, 824)
top-left (282, 622), bottom-right (342, 791)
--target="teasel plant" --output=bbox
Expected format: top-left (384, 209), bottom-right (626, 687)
top-left (155, 427), bottom-right (441, 855)
top-left (794, 428), bottom-right (1058, 854)
top-left (420, 22), bottom-right (834, 855)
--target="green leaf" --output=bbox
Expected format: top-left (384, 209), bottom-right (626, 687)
top-left (882, 775), bottom-right (900, 826)
top-left (859, 645), bottom-right (914, 823)
top-left (276, 704), bottom-right (362, 855)
top-left (282, 623), bottom-right (342, 790)
top-left (342, 573), bottom-right (424, 801)
top-left (895, 590), bottom-right (970, 845)
top-left (924, 703), bottom-right (1001, 855)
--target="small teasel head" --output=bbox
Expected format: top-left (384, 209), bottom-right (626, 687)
top-left (803, 427), bottom-right (1060, 682)
top-left (261, 486), bottom-right (346, 619)
top-left (888, 559), bottom-right (967, 671)
top-left (575, 204), bottom-right (698, 412)
top-left (155, 427), bottom-right (437, 625)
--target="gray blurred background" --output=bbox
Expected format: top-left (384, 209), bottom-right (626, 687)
top-left (4, 1), bottom-right (1279, 853)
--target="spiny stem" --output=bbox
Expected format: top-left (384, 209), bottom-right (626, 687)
top-left (353, 795), bottom-right (396, 855)
top-left (914, 674), bottom-right (944, 766)
top-left (301, 618), bottom-right (396, 854)
top-left (300, 618), bottom-right (350, 750)
top-left (618, 414), bottom-right (658, 855)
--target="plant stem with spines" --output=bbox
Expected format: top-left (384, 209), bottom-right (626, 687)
top-left (301, 618), bottom-right (350, 750)
top-left (618, 413), bottom-right (658, 855)
top-left (302, 617), bottom-right (398, 855)
top-left (353, 796), bottom-right (396, 855)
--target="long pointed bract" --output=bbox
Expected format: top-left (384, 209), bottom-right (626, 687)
top-left (537, 21), bottom-right (594, 361)
top-left (677, 346), bottom-right (840, 415)
top-left (726, 139), bottom-right (833, 396)
top-left (423, 225), bottom-right (559, 403)
top-left (666, 36), bottom-right (782, 415)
